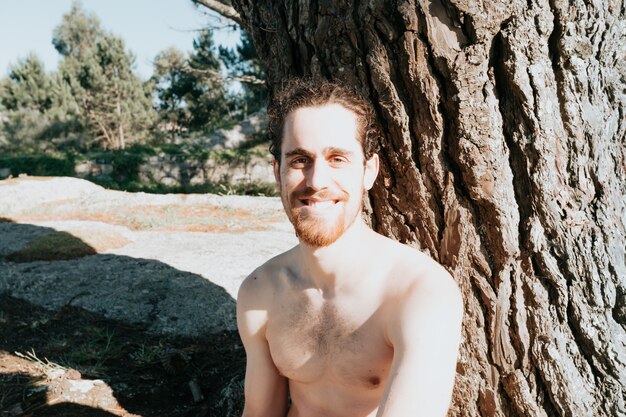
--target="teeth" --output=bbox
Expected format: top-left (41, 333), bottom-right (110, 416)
top-left (308, 201), bottom-right (335, 209)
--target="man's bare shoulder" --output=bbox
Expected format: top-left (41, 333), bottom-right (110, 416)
top-left (238, 246), bottom-right (298, 307)
top-left (374, 234), bottom-right (462, 304)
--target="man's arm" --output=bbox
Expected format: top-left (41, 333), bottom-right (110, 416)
top-left (237, 273), bottom-right (288, 417)
top-left (377, 268), bottom-right (463, 417)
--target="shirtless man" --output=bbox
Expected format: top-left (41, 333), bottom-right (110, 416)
top-left (237, 79), bottom-right (463, 417)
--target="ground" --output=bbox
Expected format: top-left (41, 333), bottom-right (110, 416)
top-left (0, 295), bottom-right (245, 417)
top-left (0, 176), bottom-right (297, 417)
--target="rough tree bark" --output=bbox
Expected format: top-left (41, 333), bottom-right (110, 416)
top-left (217, 0), bottom-right (625, 415)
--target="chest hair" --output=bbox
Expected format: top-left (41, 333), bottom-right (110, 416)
top-left (289, 300), bottom-right (362, 356)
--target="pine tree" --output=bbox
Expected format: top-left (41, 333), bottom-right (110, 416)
top-left (0, 54), bottom-right (53, 113)
top-left (219, 30), bottom-right (266, 115)
top-left (152, 28), bottom-right (230, 135)
top-left (186, 27), bottom-right (230, 130)
top-left (152, 47), bottom-right (195, 136)
top-left (54, 1), bottom-right (156, 149)
top-left (0, 55), bottom-right (60, 152)
top-left (52, 1), bottom-right (104, 58)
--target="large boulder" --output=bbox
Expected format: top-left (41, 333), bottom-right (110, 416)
top-left (0, 177), bottom-right (296, 336)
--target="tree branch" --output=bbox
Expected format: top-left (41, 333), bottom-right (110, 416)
top-left (186, 65), bottom-right (265, 85)
top-left (191, 0), bottom-right (243, 26)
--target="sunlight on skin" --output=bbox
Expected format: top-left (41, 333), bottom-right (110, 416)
top-left (239, 103), bottom-right (463, 417)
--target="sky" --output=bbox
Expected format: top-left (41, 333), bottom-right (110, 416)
top-left (0, 0), bottom-right (241, 80)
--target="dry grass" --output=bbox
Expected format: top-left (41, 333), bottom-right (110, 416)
top-left (7, 203), bottom-right (283, 233)
top-left (3, 225), bottom-right (131, 262)
top-left (4, 227), bottom-right (133, 262)
top-left (5, 232), bottom-right (97, 262)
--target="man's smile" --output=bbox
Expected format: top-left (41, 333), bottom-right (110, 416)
top-left (291, 187), bottom-right (348, 212)
top-left (299, 198), bottom-right (339, 209)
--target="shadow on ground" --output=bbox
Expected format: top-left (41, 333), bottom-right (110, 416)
top-left (0, 218), bottom-right (245, 417)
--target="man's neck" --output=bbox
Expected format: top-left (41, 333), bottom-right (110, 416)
top-left (296, 217), bottom-right (376, 297)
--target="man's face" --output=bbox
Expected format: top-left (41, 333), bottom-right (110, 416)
top-left (274, 103), bottom-right (378, 247)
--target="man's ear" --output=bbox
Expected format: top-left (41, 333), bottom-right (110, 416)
top-left (273, 159), bottom-right (281, 187)
top-left (363, 153), bottom-right (379, 190)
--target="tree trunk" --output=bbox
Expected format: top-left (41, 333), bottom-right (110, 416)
top-left (116, 99), bottom-right (125, 150)
top-left (231, 0), bottom-right (625, 415)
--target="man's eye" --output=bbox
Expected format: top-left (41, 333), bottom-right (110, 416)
top-left (290, 157), bottom-right (310, 167)
top-left (329, 156), bottom-right (348, 165)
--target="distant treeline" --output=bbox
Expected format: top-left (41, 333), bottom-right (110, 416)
top-left (0, 1), bottom-right (266, 155)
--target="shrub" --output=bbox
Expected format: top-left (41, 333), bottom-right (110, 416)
top-left (0, 153), bottom-right (75, 178)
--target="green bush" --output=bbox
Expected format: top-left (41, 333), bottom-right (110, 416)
top-left (0, 141), bottom-right (276, 197)
top-left (84, 144), bottom-right (158, 183)
top-left (110, 151), bottom-right (144, 183)
top-left (0, 153), bottom-right (75, 178)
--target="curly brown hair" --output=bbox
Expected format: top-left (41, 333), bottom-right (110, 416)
top-left (267, 78), bottom-right (379, 164)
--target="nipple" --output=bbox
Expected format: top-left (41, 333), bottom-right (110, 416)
top-left (368, 376), bottom-right (381, 387)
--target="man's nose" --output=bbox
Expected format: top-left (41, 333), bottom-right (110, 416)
top-left (305, 160), bottom-right (332, 190)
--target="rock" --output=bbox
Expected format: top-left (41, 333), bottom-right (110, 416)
top-left (0, 176), bottom-right (297, 337)
top-left (203, 109), bottom-right (267, 149)
top-left (0, 176), bottom-right (103, 213)
top-left (159, 176), bottom-right (180, 187)
top-left (47, 376), bottom-right (124, 412)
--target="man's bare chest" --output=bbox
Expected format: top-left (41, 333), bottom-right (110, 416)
top-left (266, 294), bottom-right (393, 388)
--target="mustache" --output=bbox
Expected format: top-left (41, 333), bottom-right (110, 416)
top-left (291, 188), bottom-right (349, 201)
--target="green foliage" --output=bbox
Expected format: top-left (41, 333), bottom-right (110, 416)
top-left (0, 142), bottom-right (275, 196)
top-left (78, 143), bottom-right (277, 196)
top-left (190, 28), bottom-right (222, 71)
top-left (84, 145), bottom-right (152, 183)
top-left (0, 153), bottom-right (75, 177)
top-left (219, 30), bottom-right (267, 115)
top-left (104, 152), bottom-right (142, 183)
top-left (52, 1), bottom-right (103, 58)
top-left (57, 326), bottom-right (126, 375)
top-left (152, 48), bottom-right (191, 136)
top-left (152, 28), bottom-right (231, 134)
top-left (0, 3), bottom-right (272, 198)
top-left (0, 110), bottom-right (56, 153)
top-left (55, 2), bottom-right (157, 149)
top-left (214, 180), bottom-right (277, 197)
top-left (129, 342), bottom-right (167, 367)
top-left (0, 2), bottom-right (157, 153)
top-left (0, 3), bottom-right (267, 154)
top-left (1, 54), bottom-right (53, 113)
top-left (0, 55), bottom-right (85, 153)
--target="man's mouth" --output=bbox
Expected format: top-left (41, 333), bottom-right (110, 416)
top-left (299, 199), bottom-right (338, 209)
top-left (291, 189), bottom-right (348, 212)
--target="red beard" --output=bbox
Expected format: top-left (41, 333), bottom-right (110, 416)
top-left (286, 188), bottom-right (355, 247)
